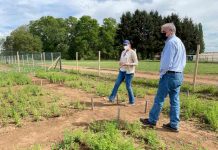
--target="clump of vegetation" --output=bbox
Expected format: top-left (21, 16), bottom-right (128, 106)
top-left (69, 101), bottom-right (87, 110)
top-left (163, 95), bottom-right (218, 131)
top-left (0, 72), bottom-right (31, 87)
top-left (53, 120), bottom-right (165, 150)
top-left (0, 85), bottom-right (61, 126)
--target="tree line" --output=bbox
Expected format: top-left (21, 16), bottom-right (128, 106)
top-left (2, 9), bottom-right (205, 60)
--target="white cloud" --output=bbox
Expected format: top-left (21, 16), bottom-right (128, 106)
top-left (0, 0), bottom-right (217, 51)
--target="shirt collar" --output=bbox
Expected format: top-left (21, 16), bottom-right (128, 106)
top-left (165, 34), bottom-right (176, 42)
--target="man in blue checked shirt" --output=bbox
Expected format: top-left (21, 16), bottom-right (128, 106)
top-left (140, 23), bottom-right (186, 132)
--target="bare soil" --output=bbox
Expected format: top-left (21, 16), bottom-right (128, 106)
top-left (0, 77), bottom-right (217, 150)
top-left (64, 66), bottom-right (218, 86)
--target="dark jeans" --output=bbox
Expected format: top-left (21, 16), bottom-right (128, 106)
top-left (149, 72), bottom-right (183, 129)
top-left (109, 71), bottom-right (135, 104)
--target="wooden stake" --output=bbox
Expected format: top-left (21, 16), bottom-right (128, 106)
top-left (40, 80), bottom-right (43, 86)
top-left (116, 94), bottom-right (119, 105)
top-left (193, 44), bottom-right (200, 91)
top-left (91, 97), bottom-right (94, 110)
top-left (187, 90), bottom-right (189, 97)
top-left (144, 100), bottom-right (149, 113)
top-left (98, 51), bottom-right (101, 76)
top-left (17, 51), bottom-right (20, 72)
top-left (117, 107), bottom-right (120, 123)
top-left (76, 52), bottom-right (78, 72)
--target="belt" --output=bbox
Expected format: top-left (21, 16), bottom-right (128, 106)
top-left (166, 71), bottom-right (181, 74)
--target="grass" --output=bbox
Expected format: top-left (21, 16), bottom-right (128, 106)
top-left (162, 95), bottom-right (218, 131)
top-left (53, 120), bottom-right (166, 150)
top-left (35, 70), bottom-right (218, 131)
top-left (69, 101), bottom-right (87, 110)
top-left (35, 70), bottom-right (157, 102)
top-left (0, 85), bottom-right (61, 126)
top-left (0, 71), bottom-right (31, 86)
top-left (62, 60), bottom-right (218, 75)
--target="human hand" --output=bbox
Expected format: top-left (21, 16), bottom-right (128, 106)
top-left (122, 63), bottom-right (130, 66)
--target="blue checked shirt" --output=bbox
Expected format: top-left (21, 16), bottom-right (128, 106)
top-left (160, 35), bottom-right (186, 78)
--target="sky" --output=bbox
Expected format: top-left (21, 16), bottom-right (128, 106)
top-left (0, 0), bottom-right (217, 52)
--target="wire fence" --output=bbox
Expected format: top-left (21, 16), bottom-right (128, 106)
top-left (0, 51), bottom-right (62, 72)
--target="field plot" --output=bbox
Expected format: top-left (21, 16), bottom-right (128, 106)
top-left (62, 60), bottom-right (218, 75)
top-left (0, 68), bottom-right (217, 150)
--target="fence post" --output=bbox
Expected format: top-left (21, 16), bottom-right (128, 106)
top-left (59, 52), bottom-right (62, 70)
top-left (43, 52), bottom-right (46, 71)
top-left (32, 53), bottom-right (35, 67)
top-left (27, 54), bottom-right (29, 67)
top-left (98, 51), bottom-right (101, 76)
top-left (17, 51), bottom-right (20, 72)
top-left (51, 52), bottom-right (54, 65)
top-left (14, 56), bottom-right (16, 64)
top-left (193, 44), bottom-right (200, 91)
top-left (76, 52), bottom-right (78, 72)
top-left (41, 53), bottom-right (43, 69)
top-left (22, 55), bottom-right (24, 66)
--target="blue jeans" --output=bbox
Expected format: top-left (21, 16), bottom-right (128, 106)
top-left (148, 73), bottom-right (183, 129)
top-left (109, 71), bottom-right (135, 104)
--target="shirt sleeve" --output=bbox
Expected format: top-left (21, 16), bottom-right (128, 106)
top-left (160, 41), bottom-right (176, 76)
top-left (129, 51), bottom-right (138, 66)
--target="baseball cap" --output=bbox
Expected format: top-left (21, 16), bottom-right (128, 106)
top-left (123, 40), bottom-right (130, 45)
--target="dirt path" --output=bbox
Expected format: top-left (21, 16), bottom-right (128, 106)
top-left (62, 65), bottom-right (218, 86)
top-left (0, 78), bottom-right (217, 150)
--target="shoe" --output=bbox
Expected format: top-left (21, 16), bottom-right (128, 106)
top-left (139, 118), bottom-right (156, 128)
top-left (162, 123), bottom-right (179, 132)
top-left (125, 103), bottom-right (135, 107)
top-left (103, 97), bottom-right (115, 103)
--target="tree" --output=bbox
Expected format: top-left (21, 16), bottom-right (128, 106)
top-left (73, 16), bottom-right (100, 59)
top-left (99, 18), bottom-right (118, 59)
top-left (197, 23), bottom-right (205, 53)
top-left (180, 17), bottom-right (196, 54)
top-left (65, 16), bottom-right (78, 59)
top-left (3, 26), bottom-right (42, 53)
top-left (29, 16), bottom-right (69, 58)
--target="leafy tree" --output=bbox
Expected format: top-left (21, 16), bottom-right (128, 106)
top-left (73, 16), bottom-right (100, 59)
top-left (197, 23), bottom-right (205, 53)
top-left (65, 16), bottom-right (78, 59)
top-left (99, 18), bottom-right (118, 59)
top-left (29, 16), bottom-right (68, 58)
top-left (3, 26), bottom-right (42, 53)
